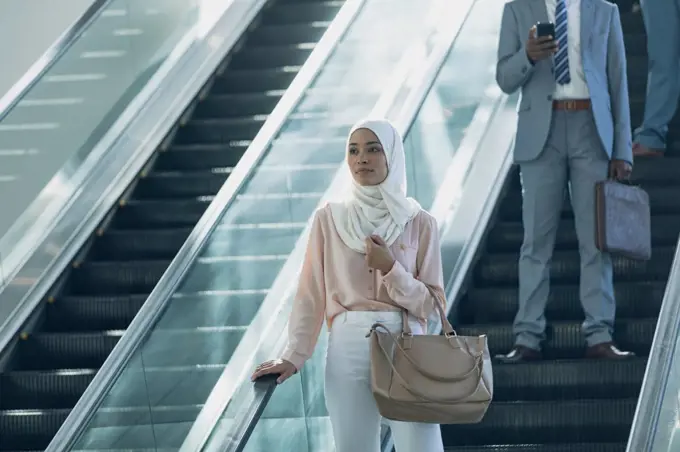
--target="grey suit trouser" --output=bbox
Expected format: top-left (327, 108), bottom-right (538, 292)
top-left (515, 109), bottom-right (615, 350)
top-left (635, 0), bottom-right (680, 151)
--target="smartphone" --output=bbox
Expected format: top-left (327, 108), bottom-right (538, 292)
top-left (535, 22), bottom-right (555, 38)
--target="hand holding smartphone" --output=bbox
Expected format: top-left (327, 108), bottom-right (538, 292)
top-left (526, 22), bottom-right (558, 63)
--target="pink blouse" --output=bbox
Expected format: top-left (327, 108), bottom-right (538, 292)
top-left (281, 204), bottom-right (445, 370)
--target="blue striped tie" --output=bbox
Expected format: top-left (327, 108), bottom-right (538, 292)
top-left (554, 0), bottom-right (571, 84)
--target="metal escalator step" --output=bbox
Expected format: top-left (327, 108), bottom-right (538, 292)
top-left (489, 358), bottom-right (646, 402)
top-left (487, 215), bottom-right (680, 252)
top-left (457, 318), bottom-right (655, 359)
top-left (215, 68), bottom-right (299, 94)
top-left (193, 93), bottom-right (282, 119)
top-left (500, 186), bottom-right (680, 221)
top-left (44, 295), bottom-right (148, 332)
top-left (134, 172), bottom-right (229, 199)
top-left (69, 260), bottom-right (170, 295)
top-left (91, 229), bottom-right (191, 261)
top-left (156, 143), bottom-right (248, 171)
top-left (475, 247), bottom-right (674, 286)
top-left (0, 406), bottom-right (202, 450)
top-left (445, 443), bottom-right (626, 452)
top-left (230, 44), bottom-right (315, 70)
top-left (262, 1), bottom-right (343, 24)
top-left (0, 365), bottom-right (225, 412)
top-left (0, 370), bottom-right (95, 410)
top-left (14, 329), bottom-right (245, 371)
top-left (247, 23), bottom-right (330, 46)
top-left (175, 117), bottom-right (267, 144)
top-left (0, 409), bottom-right (68, 451)
top-left (464, 281), bottom-right (665, 324)
top-left (441, 399), bottom-right (636, 446)
top-left (112, 199), bottom-right (210, 229)
top-left (14, 332), bottom-right (121, 370)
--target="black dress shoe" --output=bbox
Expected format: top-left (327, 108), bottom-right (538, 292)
top-left (585, 342), bottom-right (635, 360)
top-left (495, 345), bottom-right (542, 363)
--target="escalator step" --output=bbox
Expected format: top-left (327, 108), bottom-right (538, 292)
top-left (193, 92), bottom-right (282, 118)
top-left (13, 332), bottom-right (121, 370)
top-left (214, 68), bottom-right (299, 94)
top-left (248, 23), bottom-right (330, 45)
top-left (156, 143), bottom-right (247, 171)
top-left (13, 329), bottom-right (245, 371)
top-left (0, 370), bottom-right (95, 410)
top-left (262, 1), bottom-right (342, 24)
top-left (68, 260), bottom-right (170, 295)
top-left (464, 281), bottom-right (664, 324)
top-left (489, 358), bottom-right (646, 402)
top-left (174, 117), bottom-right (267, 144)
top-left (112, 199), bottom-right (210, 229)
top-left (458, 318), bottom-right (655, 359)
top-left (441, 399), bottom-right (636, 446)
top-left (475, 247), bottom-right (674, 285)
top-left (91, 229), bottom-right (191, 261)
top-left (445, 443), bottom-right (626, 452)
top-left (133, 172), bottom-right (229, 199)
top-left (487, 216), bottom-right (680, 252)
top-left (44, 295), bottom-right (148, 332)
top-left (229, 45), bottom-right (315, 70)
top-left (1, 366), bottom-right (224, 410)
top-left (0, 406), bottom-right (202, 451)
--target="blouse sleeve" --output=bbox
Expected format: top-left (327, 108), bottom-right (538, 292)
top-left (281, 210), bottom-right (327, 370)
top-left (381, 213), bottom-right (445, 320)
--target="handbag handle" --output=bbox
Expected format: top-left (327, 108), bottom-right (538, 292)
top-left (372, 326), bottom-right (486, 404)
top-left (400, 282), bottom-right (457, 338)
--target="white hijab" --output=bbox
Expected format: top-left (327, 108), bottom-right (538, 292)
top-left (329, 118), bottom-right (421, 254)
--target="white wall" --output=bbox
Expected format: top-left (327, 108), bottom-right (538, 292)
top-left (0, 0), bottom-right (96, 100)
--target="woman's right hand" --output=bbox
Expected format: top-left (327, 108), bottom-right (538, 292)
top-left (251, 359), bottom-right (297, 384)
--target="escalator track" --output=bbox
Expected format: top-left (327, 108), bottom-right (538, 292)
top-left (442, 2), bottom-right (680, 450)
top-left (0, 1), bottom-right (344, 450)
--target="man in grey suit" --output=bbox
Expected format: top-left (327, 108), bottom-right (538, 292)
top-left (632, 0), bottom-right (680, 157)
top-left (494, 0), bottom-right (635, 362)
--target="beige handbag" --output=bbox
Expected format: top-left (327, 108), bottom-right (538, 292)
top-left (366, 285), bottom-right (493, 424)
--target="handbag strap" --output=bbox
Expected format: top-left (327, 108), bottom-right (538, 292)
top-left (373, 327), bottom-right (485, 404)
top-left (400, 282), bottom-right (456, 337)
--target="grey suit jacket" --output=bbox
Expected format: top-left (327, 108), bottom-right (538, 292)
top-left (496, 0), bottom-right (633, 164)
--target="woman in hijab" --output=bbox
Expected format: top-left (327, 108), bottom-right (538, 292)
top-left (251, 118), bottom-right (445, 452)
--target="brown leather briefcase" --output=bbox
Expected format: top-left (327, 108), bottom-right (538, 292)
top-left (595, 180), bottom-right (651, 261)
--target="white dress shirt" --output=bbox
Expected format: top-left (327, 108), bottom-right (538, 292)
top-left (546, 0), bottom-right (590, 99)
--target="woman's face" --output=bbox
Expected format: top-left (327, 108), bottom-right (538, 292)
top-left (347, 128), bottom-right (388, 186)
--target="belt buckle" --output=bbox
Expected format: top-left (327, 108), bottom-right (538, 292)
top-left (564, 99), bottom-right (578, 111)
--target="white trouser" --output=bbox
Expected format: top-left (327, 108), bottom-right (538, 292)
top-left (325, 311), bottom-right (444, 452)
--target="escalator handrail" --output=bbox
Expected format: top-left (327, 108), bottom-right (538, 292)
top-left (43, 1), bottom-right (371, 451)
top-left (190, 1), bottom-right (484, 450)
top-left (0, 0), bottom-right (113, 124)
top-left (626, 236), bottom-right (680, 451)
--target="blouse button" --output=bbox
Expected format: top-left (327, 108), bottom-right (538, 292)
top-left (369, 269), bottom-right (373, 273)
